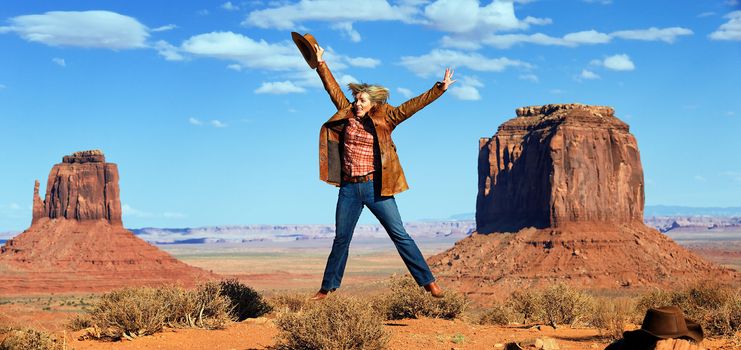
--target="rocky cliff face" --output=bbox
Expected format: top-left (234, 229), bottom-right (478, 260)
top-left (430, 104), bottom-right (737, 299)
top-left (476, 104), bottom-right (644, 233)
top-left (0, 150), bottom-right (214, 295)
top-left (32, 150), bottom-right (122, 226)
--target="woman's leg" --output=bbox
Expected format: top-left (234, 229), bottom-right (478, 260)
top-left (363, 185), bottom-right (435, 286)
top-left (319, 182), bottom-right (364, 291)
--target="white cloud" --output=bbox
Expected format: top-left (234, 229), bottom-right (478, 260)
top-left (601, 54), bottom-right (635, 71)
top-left (227, 64), bottom-right (243, 71)
top-left (255, 81), bottom-right (307, 94)
top-left (222, 2), bottom-right (240, 11)
top-left (519, 73), bottom-right (539, 82)
top-left (424, 0), bottom-right (528, 33)
top-left (611, 27), bottom-right (693, 43)
top-left (721, 171), bottom-right (741, 182)
top-left (710, 11), bottom-right (741, 41)
top-left (154, 40), bottom-right (185, 61)
top-left (123, 204), bottom-right (185, 219)
top-left (244, 0), bottom-right (416, 29)
top-left (397, 87), bottom-right (413, 98)
top-left (189, 117), bottom-right (203, 125)
top-left (344, 56), bottom-right (380, 68)
top-left (400, 49), bottom-right (532, 78)
top-left (197, 9), bottom-right (210, 16)
top-left (579, 69), bottom-right (600, 80)
top-left (332, 22), bottom-right (361, 42)
top-left (181, 31), bottom-right (304, 70)
top-left (563, 30), bottom-right (612, 44)
top-left (1, 11), bottom-right (148, 49)
top-left (449, 26), bottom-right (693, 49)
top-left (52, 57), bottom-right (66, 67)
top-left (583, 0), bottom-right (612, 4)
top-left (151, 24), bottom-right (177, 32)
top-left (549, 89), bottom-right (564, 94)
top-left (122, 204), bottom-right (153, 218)
top-left (698, 12), bottom-right (716, 18)
top-left (338, 74), bottom-right (359, 86)
top-left (211, 120), bottom-right (228, 128)
top-left (449, 75), bottom-right (483, 101)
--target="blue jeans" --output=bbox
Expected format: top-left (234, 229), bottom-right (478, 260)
top-left (320, 179), bottom-right (435, 291)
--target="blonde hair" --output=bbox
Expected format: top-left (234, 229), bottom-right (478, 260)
top-left (348, 83), bottom-right (389, 105)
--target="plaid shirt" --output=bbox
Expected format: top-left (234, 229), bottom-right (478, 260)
top-left (342, 116), bottom-right (376, 176)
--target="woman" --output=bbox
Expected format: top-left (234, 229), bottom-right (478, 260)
top-left (310, 43), bottom-right (455, 300)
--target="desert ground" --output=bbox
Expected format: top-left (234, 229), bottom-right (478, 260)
top-left (1, 233), bottom-right (739, 349)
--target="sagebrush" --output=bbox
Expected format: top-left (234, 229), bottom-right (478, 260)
top-left (637, 284), bottom-right (741, 337)
top-left (275, 295), bottom-right (388, 350)
top-left (0, 328), bottom-right (65, 350)
top-left (375, 275), bottom-right (466, 320)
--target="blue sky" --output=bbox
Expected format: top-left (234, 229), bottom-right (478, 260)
top-left (1, 0), bottom-right (740, 231)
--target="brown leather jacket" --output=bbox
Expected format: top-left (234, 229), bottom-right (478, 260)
top-left (316, 62), bottom-right (446, 196)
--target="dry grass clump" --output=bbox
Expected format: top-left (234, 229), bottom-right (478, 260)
top-left (0, 327), bottom-right (65, 350)
top-left (637, 284), bottom-right (741, 337)
top-left (540, 283), bottom-right (595, 328)
top-left (375, 275), bottom-right (467, 320)
top-left (218, 279), bottom-right (272, 321)
top-left (590, 297), bottom-right (633, 340)
top-left (81, 282), bottom-right (234, 340)
top-left (479, 303), bottom-right (512, 325)
top-left (268, 292), bottom-right (311, 313)
top-left (274, 295), bottom-right (388, 350)
top-left (507, 290), bottom-right (540, 324)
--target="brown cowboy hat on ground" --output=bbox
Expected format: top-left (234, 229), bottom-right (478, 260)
top-left (624, 306), bottom-right (704, 344)
top-left (291, 32), bottom-right (319, 69)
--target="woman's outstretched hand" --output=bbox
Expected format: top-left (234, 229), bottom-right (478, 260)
top-left (315, 44), bottom-right (325, 64)
top-left (442, 67), bottom-right (456, 91)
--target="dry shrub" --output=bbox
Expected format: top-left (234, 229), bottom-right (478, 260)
top-left (0, 328), bottom-right (64, 350)
top-left (540, 283), bottom-right (595, 328)
top-left (164, 282), bottom-right (233, 329)
top-left (591, 297), bottom-right (633, 340)
top-left (507, 290), bottom-right (540, 324)
top-left (219, 279), bottom-right (272, 320)
top-left (479, 303), bottom-right (511, 325)
top-left (637, 284), bottom-right (740, 337)
top-left (67, 313), bottom-right (93, 331)
top-left (268, 292), bottom-right (310, 313)
top-left (376, 275), bottom-right (466, 320)
top-left (275, 295), bottom-right (388, 350)
top-left (84, 283), bottom-right (233, 340)
top-left (88, 286), bottom-right (169, 340)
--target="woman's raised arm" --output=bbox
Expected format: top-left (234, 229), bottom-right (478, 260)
top-left (315, 44), bottom-right (350, 111)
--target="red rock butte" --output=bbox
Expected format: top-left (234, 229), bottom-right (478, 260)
top-left (0, 150), bottom-right (215, 295)
top-left (429, 104), bottom-right (737, 299)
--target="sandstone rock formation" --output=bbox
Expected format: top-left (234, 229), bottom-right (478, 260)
top-left (476, 104), bottom-right (643, 233)
top-left (429, 104), bottom-right (737, 299)
top-left (32, 150), bottom-right (121, 225)
top-left (0, 150), bottom-right (214, 295)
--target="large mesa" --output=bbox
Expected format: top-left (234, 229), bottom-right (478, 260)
top-left (0, 150), bottom-right (214, 295)
top-left (429, 104), bottom-right (737, 299)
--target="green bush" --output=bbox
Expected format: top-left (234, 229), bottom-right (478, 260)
top-left (377, 275), bottom-right (466, 320)
top-left (275, 295), bottom-right (388, 350)
top-left (0, 328), bottom-right (64, 350)
top-left (218, 279), bottom-right (272, 320)
top-left (540, 283), bottom-right (595, 328)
